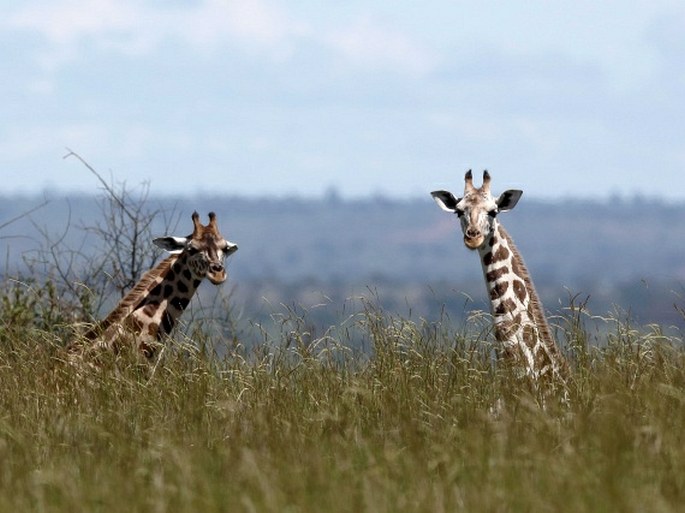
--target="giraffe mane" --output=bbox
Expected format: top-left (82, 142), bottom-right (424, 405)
top-left (497, 225), bottom-right (569, 375)
top-left (496, 227), bottom-right (553, 341)
top-left (84, 254), bottom-right (180, 340)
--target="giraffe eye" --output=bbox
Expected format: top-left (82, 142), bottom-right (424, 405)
top-left (455, 208), bottom-right (465, 218)
top-left (488, 210), bottom-right (498, 218)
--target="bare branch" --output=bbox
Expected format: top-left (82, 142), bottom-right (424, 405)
top-left (0, 197), bottom-right (49, 231)
top-left (7, 150), bottom-right (182, 334)
top-left (63, 148), bottom-right (135, 222)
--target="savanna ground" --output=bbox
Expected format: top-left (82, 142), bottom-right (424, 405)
top-left (1, 280), bottom-right (685, 513)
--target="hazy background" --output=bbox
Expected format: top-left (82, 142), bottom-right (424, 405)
top-left (2, 192), bottom-right (685, 335)
top-left (2, 1), bottom-right (685, 338)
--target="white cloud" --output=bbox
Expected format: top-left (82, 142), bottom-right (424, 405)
top-left (26, 79), bottom-right (55, 96)
top-left (6, 0), bottom-right (304, 67)
top-left (0, 122), bottom-right (107, 159)
top-left (7, 0), bottom-right (135, 44)
top-left (6, 0), bottom-right (435, 75)
top-left (326, 17), bottom-right (438, 75)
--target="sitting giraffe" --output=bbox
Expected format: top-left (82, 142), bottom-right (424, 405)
top-left (431, 170), bottom-right (569, 387)
top-left (82, 211), bottom-right (238, 359)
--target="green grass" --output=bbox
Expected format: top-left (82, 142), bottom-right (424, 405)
top-left (1, 293), bottom-right (685, 512)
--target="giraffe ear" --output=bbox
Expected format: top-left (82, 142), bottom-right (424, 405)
top-left (222, 239), bottom-right (239, 255)
top-left (431, 190), bottom-right (461, 213)
top-left (153, 236), bottom-right (188, 254)
top-left (496, 190), bottom-right (523, 211)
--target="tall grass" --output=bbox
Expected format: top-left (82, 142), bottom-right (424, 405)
top-left (1, 283), bottom-right (685, 512)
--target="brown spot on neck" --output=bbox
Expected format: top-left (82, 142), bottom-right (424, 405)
top-left (483, 245), bottom-right (510, 266)
top-left (486, 266), bottom-right (509, 282)
top-left (494, 313), bottom-right (522, 342)
top-left (513, 279), bottom-right (527, 302)
top-left (494, 298), bottom-right (517, 315)
top-left (489, 281), bottom-right (509, 300)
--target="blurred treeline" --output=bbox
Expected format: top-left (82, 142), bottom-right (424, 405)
top-left (1, 190), bottom-right (684, 335)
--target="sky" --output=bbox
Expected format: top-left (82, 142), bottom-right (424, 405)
top-left (1, 0), bottom-right (685, 200)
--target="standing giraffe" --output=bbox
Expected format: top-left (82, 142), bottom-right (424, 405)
top-left (431, 170), bottom-right (568, 386)
top-left (82, 211), bottom-right (238, 359)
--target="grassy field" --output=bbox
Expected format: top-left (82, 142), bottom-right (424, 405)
top-left (1, 288), bottom-right (685, 513)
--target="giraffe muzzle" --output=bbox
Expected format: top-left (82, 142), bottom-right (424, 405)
top-left (464, 234), bottom-right (485, 250)
top-left (207, 262), bottom-right (227, 284)
top-left (464, 226), bottom-right (484, 249)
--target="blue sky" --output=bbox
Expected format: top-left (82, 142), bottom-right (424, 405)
top-left (2, 0), bottom-right (684, 199)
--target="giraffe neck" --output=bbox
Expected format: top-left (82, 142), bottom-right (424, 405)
top-left (90, 252), bottom-right (204, 357)
top-left (477, 223), bottom-right (568, 381)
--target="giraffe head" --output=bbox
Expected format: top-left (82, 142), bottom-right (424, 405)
top-left (431, 170), bottom-right (523, 250)
top-left (153, 212), bottom-right (238, 284)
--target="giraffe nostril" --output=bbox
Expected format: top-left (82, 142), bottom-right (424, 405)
top-left (210, 263), bottom-right (224, 273)
top-left (466, 228), bottom-right (480, 239)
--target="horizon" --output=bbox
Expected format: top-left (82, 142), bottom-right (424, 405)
top-left (1, 182), bottom-right (684, 205)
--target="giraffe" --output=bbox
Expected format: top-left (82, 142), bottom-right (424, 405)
top-left (82, 211), bottom-right (238, 360)
top-left (431, 170), bottom-right (569, 387)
